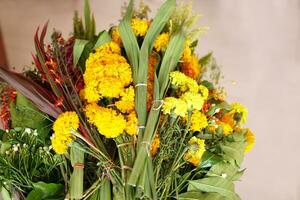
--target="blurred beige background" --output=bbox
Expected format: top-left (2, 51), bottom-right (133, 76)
top-left (0, 0), bottom-right (300, 199)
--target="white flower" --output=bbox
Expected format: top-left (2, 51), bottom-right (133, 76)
top-left (24, 128), bottom-right (32, 134)
top-left (23, 144), bottom-right (27, 148)
top-left (12, 144), bottom-right (18, 152)
top-left (5, 151), bottom-right (9, 155)
top-left (33, 130), bottom-right (38, 136)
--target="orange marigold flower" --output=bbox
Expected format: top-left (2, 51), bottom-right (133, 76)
top-left (150, 133), bottom-right (160, 157)
top-left (180, 55), bottom-right (201, 79)
top-left (147, 53), bottom-right (157, 111)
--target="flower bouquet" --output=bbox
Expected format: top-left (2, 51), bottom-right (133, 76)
top-left (0, 0), bottom-right (255, 199)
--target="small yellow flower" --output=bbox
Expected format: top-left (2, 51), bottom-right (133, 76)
top-left (111, 26), bottom-right (122, 46)
top-left (190, 110), bottom-right (208, 132)
top-left (231, 102), bottom-right (248, 125)
top-left (131, 18), bottom-right (149, 37)
top-left (162, 97), bottom-right (187, 117)
top-left (218, 121), bottom-right (233, 136)
top-left (181, 92), bottom-right (205, 111)
top-left (154, 32), bottom-right (170, 52)
top-left (115, 86), bottom-right (135, 114)
top-left (199, 85), bottom-right (209, 100)
top-left (169, 71), bottom-right (198, 93)
top-left (125, 112), bottom-right (138, 136)
top-left (51, 111), bottom-right (79, 154)
top-left (181, 40), bottom-right (192, 62)
top-left (96, 41), bottom-right (121, 55)
top-left (184, 136), bottom-right (206, 166)
top-left (244, 128), bottom-right (255, 153)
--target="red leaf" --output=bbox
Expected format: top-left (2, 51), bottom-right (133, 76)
top-left (0, 66), bottom-right (61, 118)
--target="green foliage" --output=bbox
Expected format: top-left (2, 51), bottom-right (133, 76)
top-left (188, 177), bottom-right (240, 200)
top-left (179, 191), bottom-right (228, 200)
top-left (9, 92), bottom-right (52, 141)
top-left (0, 128), bottom-right (63, 195)
top-left (25, 182), bottom-right (64, 200)
top-left (73, 0), bottom-right (96, 40)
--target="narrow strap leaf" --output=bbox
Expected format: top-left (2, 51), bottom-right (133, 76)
top-left (73, 39), bottom-right (89, 67)
top-left (93, 31), bottom-right (111, 49)
top-left (119, 0), bottom-right (139, 82)
top-left (158, 31), bottom-right (185, 98)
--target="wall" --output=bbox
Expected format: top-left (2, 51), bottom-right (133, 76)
top-left (0, 0), bottom-right (300, 199)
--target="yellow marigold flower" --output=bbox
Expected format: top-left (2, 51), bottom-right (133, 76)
top-left (83, 41), bottom-right (133, 102)
top-left (52, 111), bottom-right (79, 154)
top-left (199, 85), bottom-right (209, 100)
top-left (162, 97), bottom-right (187, 117)
top-left (154, 32), bottom-right (170, 52)
top-left (125, 112), bottom-right (138, 136)
top-left (151, 133), bottom-right (160, 157)
top-left (244, 128), bottom-right (255, 153)
top-left (180, 55), bottom-right (201, 79)
top-left (111, 26), bottom-right (122, 46)
top-left (184, 136), bottom-right (206, 166)
top-left (96, 41), bottom-right (121, 55)
top-left (218, 121), bottom-right (233, 136)
top-left (181, 40), bottom-right (192, 62)
top-left (115, 86), bottom-right (135, 114)
top-left (85, 103), bottom-right (126, 138)
top-left (181, 92), bottom-right (205, 111)
top-left (131, 18), bottom-right (149, 37)
top-left (231, 102), bottom-right (248, 125)
top-left (190, 110), bottom-right (208, 132)
top-left (169, 71), bottom-right (198, 93)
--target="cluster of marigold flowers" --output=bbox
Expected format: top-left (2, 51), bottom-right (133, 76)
top-left (50, 17), bottom-right (255, 167)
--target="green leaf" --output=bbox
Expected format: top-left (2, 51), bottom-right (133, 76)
top-left (93, 31), bottom-right (111, 49)
top-left (206, 161), bottom-right (243, 181)
top-left (135, 0), bottom-right (176, 132)
top-left (119, 0), bottom-right (139, 82)
top-left (199, 52), bottom-right (213, 66)
top-left (179, 192), bottom-right (228, 200)
top-left (73, 39), bottom-right (89, 68)
top-left (10, 92), bottom-right (51, 141)
top-left (158, 31), bottom-right (185, 98)
top-left (0, 187), bottom-right (11, 200)
top-left (207, 102), bottom-right (231, 116)
top-left (188, 177), bottom-right (241, 200)
top-left (200, 151), bottom-right (223, 168)
top-left (26, 182), bottom-right (64, 200)
top-left (69, 143), bottom-right (85, 199)
top-left (220, 134), bottom-right (246, 167)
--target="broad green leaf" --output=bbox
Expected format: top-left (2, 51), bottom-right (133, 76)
top-left (73, 39), bottom-right (89, 67)
top-left (26, 182), bottom-right (64, 200)
top-left (10, 92), bottom-right (51, 141)
top-left (220, 134), bottom-right (246, 167)
top-left (206, 161), bottom-right (244, 181)
top-left (179, 192), bottom-right (228, 200)
top-left (93, 31), bottom-right (111, 49)
top-left (0, 187), bottom-right (11, 200)
top-left (188, 177), bottom-right (240, 200)
top-left (200, 151), bottom-right (223, 168)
